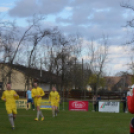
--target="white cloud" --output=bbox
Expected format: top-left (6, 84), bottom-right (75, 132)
top-left (113, 64), bottom-right (126, 71)
top-left (65, 7), bottom-right (73, 11)
top-left (80, 38), bottom-right (132, 75)
top-left (1, 3), bottom-right (14, 7)
top-left (0, 7), bottom-right (9, 12)
top-left (9, 0), bottom-right (69, 17)
top-left (5, 0), bottom-right (134, 75)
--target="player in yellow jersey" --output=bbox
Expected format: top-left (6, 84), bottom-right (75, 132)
top-left (32, 82), bottom-right (45, 121)
top-left (1, 83), bottom-right (19, 130)
top-left (49, 87), bottom-right (60, 117)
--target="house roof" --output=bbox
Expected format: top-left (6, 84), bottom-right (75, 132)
top-left (105, 75), bottom-right (133, 90)
top-left (0, 63), bottom-right (61, 84)
top-left (105, 76), bottom-right (122, 85)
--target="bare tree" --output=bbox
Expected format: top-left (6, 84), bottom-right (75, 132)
top-left (86, 35), bottom-right (109, 94)
top-left (0, 15), bottom-right (52, 90)
top-left (39, 31), bottom-right (82, 96)
top-left (121, 1), bottom-right (134, 77)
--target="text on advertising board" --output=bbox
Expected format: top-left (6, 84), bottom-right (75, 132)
top-left (99, 101), bottom-right (120, 113)
top-left (69, 101), bottom-right (88, 111)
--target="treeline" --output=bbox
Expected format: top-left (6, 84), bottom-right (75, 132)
top-left (0, 15), bottom-right (109, 95)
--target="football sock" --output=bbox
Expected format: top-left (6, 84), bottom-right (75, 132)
top-left (39, 110), bottom-right (44, 117)
top-left (32, 104), bottom-right (35, 109)
top-left (37, 110), bottom-right (40, 119)
top-left (13, 116), bottom-right (16, 121)
top-left (55, 109), bottom-right (57, 115)
top-left (27, 104), bottom-right (29, 109)
top-left (8, 114), bottom-right (14, 127)
top-left (52, 109), bottom-right (55, 116)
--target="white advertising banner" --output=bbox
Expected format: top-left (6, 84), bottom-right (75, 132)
top-left (99, 101), bottom-right (120, 113)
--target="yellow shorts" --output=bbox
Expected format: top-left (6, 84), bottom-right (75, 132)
top-left (34, 100), bottom-right (41, 107)
top-left (51, 102), bottom-right (58, 107)
top-left (56, 102), bottom-right (59, 107)
top-left (6, 108), bottom-right (17, 114)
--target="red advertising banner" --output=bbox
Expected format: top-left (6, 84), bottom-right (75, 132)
top-left (69, 101), bottom-right (89, 111)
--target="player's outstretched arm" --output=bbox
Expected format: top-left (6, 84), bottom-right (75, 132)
top-left (1, 92), bottom-right (6, 102)
top-left (127, 89), bottom-right (134, 114)
top-left (40, 88), bottom-right (45, 97)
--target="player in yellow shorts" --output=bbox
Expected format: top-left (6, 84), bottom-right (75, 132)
top-left (32, 82), bottom-right (45, 121)
top-left (1, 83), bottom-right (19, 130)
top-left (49, 87), bottom-right (60, 117)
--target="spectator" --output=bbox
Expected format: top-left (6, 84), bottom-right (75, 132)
top-left (122, 94), bottom-right (127, 113)
top-left (92, 95), bottom-right (97, 111)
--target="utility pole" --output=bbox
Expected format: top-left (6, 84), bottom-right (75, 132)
top-left (82, 58), bottom-right (84, 99)
top-left (61, 48), bottom-right (65, 110)
top-left (50, 47), bottom-right (53, 90)
top-left (74, 58), bottom-right (76, 90)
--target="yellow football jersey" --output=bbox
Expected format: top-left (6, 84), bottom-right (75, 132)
top-left (56, 94), bottom-right (60, 107)
top-left (1, 90), bottom-right (19, 113)
top-left (49, 91), bottom-right (59, 102)
top-left (32, 87), bottom-right (45, 106)
top-left (56, 94), bottom-right (60, 103)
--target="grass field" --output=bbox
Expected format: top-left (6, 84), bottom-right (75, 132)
top-left (0, 101), bottom-right (132, 134)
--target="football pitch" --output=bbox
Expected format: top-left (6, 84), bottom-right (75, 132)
top-left (0, 101), bottom-right (132, 134)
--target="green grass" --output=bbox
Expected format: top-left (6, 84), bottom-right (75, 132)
top-left (0, 101), bottom-right (132, 134)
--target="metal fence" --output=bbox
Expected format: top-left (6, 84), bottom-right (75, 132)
top-left (0, 89), bottom-right (126, 101)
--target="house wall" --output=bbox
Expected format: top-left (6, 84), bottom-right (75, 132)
top-left (0, 65), bottom-right (9, 90)
top-left (38, 83), bottom-right (50, 91)
top-left (0, 64), bottom-right (60, 91)
top-left (0, 65), bottom-right (26, 90)
top-left (11, 69), bottom-right (26, 90)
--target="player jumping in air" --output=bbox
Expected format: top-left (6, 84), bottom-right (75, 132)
top-left (32, 82), bottom-right (45, 121)
top-left (127, 85), bottom-right (134, 134)
top-left (1, 83), bottom-right (19, 130)
top-left (49, 87), bottom-right (60, 117)
top-left (26, 87), bottom-right (35, 110)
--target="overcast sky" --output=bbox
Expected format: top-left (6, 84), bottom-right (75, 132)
top-left (0, 0), bottom-right (134, 75)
